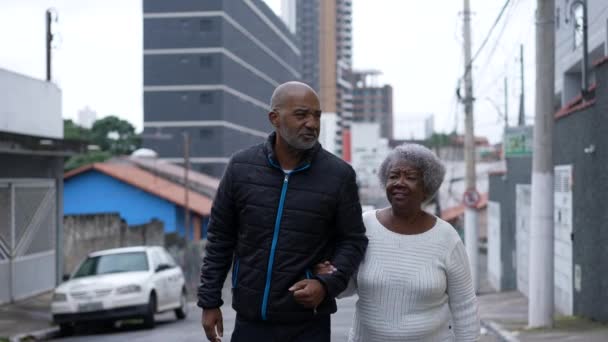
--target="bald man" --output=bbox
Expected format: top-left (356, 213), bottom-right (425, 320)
top-left (198, 82), bottom-right (368, 342)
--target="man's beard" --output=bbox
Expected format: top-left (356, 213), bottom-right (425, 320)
top-left (279, 126), bottom-right (318, 150)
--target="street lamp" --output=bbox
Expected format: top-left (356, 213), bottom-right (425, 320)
top-left (564, 0), bottom-right (592, 99)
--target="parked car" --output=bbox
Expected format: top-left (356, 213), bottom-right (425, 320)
top-left (51, 246), bottom-right (188, 335)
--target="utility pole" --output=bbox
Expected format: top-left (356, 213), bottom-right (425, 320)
top-left (183, 132), bottom-right (191, 240)
top-left (529, 0), bottom-right (555, 328)
top-left (504, 77), bottom-right (509, 127)
top-left (45, 9), bottom-right (53, 82)
top-left (519, 44), bottom-right (525, 126)
top-left (462, 0), bottom-right (479, 292)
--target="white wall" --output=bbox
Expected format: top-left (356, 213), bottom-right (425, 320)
top-left (350, 122), bottom-right (390, 205)
top-left (0, 68), bottom-right (62, 138)
top-left (320, 112), bottom-right (338, 156)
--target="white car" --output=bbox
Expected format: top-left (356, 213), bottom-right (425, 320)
top-left (51, 246), bottom-right (188, 334)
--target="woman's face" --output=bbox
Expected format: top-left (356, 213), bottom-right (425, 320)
top-left (385, 160), bottom-right (426, 208)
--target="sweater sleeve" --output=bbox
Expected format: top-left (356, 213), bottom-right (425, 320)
top-left (446, 240), bottom-right (480, 341)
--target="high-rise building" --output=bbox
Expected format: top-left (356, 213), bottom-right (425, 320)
top-left (288, 0), bottom-right (353, 160)
top-left (142, 0), bottom-right (301, 177)
top-left (77, 106), bottom-right (97, 129)
top-left (351, 70), bottom-right (394, 140)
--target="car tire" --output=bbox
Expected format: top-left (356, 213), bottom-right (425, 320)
top-left (143, 293), bottom-right (156, 329)
top-left (59, 323), bottom-right (74, 336)
top-left (175, 290), bottom-right (188, 320)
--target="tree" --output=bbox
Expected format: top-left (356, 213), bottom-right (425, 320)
top-left (63, 119), bottom-right (91, 141)
top-left (63, 116), bottom-right (141, 171)
top-left (90, 116), bottom-right (141, 155)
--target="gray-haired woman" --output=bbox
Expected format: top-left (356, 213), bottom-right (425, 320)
top-left (316, 144), bottom-right (480, 341)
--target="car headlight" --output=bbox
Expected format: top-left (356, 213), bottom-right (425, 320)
top-left (116, 284), bottom-right (142, 294)
top-left (53, 292), bottom-right (67, 302)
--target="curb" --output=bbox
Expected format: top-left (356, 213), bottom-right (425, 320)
top-left (9, 327), bottom-right (59, 342)
top-left (481, 319), bottom-right (519, 342)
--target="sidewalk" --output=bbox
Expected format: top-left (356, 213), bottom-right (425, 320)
top-left (478, 291), bottom-right (608, 341)
top-left (0, 291), bottom-right (58, 342)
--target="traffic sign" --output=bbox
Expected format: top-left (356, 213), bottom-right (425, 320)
top-left (463, 188), bottom-right (481, 208)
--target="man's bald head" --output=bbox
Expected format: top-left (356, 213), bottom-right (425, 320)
top-left (270, 81), bottom-right (319, 111)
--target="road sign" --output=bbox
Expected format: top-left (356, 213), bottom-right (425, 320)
top-left (463, 188), bottom-right (481, 208)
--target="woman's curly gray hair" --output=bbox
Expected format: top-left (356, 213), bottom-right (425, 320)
top-left (378, 143), bottom-right (446, 203)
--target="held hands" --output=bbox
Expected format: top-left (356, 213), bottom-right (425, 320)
top-left (314, 260), bottom-right (337, 276)
top-left (289, 279), bottom-right (327, 308)
top-left (202, 308), bottom-right (223, 342)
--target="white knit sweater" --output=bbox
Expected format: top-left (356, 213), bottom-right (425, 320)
top-left (343, 211), bottom-right (480, 342)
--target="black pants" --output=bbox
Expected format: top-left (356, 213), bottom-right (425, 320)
top-left (230, 314), bottom-right (331, 342)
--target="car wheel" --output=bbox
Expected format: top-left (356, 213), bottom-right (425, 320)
top-left (143, 293), bottom-right (156, 329)
top-left (59, 323), bottom-right (74, 336)
top-left (175, 289), bottom-right (188, 320)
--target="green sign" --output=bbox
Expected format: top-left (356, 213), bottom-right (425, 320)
top-left (504, 126), bottom-right (533, 157)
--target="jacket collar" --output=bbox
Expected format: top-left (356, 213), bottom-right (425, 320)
top-left (264, 132), bottom-right (320, 170)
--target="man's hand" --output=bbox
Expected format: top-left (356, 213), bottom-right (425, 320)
top-left (202, 308), bottom-right (223, 342)
top-left (289, 279), bottom-right (327, 308)
top-left (314, 261), bottom-right (337, 276)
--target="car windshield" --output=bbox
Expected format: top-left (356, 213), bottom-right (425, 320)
top-left (72, 252), bottom-right (149, 278)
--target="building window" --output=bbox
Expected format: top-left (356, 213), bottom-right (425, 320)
top-left (200, 19), bottom-right (213, 32)
top-left (199, 56), bottom-right (212, 68)
top-left (573, 4), bottom-right (583, 49)
top-left (199, 128), bottom-right (213, 139)
top-left (200, 92), bottom-right (213, 104)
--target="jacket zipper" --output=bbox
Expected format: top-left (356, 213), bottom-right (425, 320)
top-left (232, 258), bottom-right (240, 288)
top-left (261, 160), bottom-right (310, 321)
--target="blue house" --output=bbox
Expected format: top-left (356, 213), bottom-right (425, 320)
top-left (64, 162), bottom-right (212, 239)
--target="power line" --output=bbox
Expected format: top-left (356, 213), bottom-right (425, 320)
top-left (462, 0), bottom-right (512, 79)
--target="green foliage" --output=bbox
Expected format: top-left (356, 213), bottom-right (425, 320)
top-left (90, 116), bottom-right (141, 155)
top-left (64, 150), bottom-right (112, 171)
top-left (425, 132), bottom-right (453, 148)
top-left (63, 116), bottom-right (141, 171)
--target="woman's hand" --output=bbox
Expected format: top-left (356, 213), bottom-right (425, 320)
top-left (313, 261), bottom-right (338, 275)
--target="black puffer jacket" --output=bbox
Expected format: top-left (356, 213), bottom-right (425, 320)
top-left (197, 133), bottom-right (368, 323)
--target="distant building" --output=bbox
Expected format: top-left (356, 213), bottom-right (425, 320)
top-left (319, 112), bottom-right (339, 156)
top-left (294, 0), bottom-right (353, 160)
top-left (77, 106), bottom-right (97, 129)
top-left (350, 122), bottom-right (390, 207)
top-left (351, 70), bottom-right (394, 140)
top-left (555, 0), bottom-right (608, 105)
top-left (142, 0), bottom-right (301, 177)
top-left (0, 67), bottom-right (82, 304)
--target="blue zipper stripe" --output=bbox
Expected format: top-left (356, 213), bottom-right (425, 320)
top-left (261, 173), bottom-right (290, 320)
top-left (232, 259), bottom-right (240, 288)
top-left (260, 159), bottom-right (310, 321)
top-left (306, 270), bottom-right (312, 279)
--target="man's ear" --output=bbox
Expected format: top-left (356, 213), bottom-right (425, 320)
top-left (269, 110), bottom-right (280, 128)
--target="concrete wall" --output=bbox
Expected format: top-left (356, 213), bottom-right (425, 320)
top-left (554, 62), bottom-right (608, 321)
top-left (0, 68), bottom-right (62, 139)
top-left (63, 213), bottom-right (164, 275)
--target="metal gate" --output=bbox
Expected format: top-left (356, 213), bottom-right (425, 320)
top-left (516, 184), bottom-right (531, 298)
top-left (487, 201), bottom-right (502, 291)
top-left (0, 179), bottom-right (57, 304)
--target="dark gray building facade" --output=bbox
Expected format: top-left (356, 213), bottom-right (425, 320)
top-left (553, 59), bottom-right (608, 322)
top-left (143, 0), bottom-right (301, 177)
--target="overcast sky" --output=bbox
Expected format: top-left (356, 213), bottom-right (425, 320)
top-left (0, 0), bottom-right (537, 143)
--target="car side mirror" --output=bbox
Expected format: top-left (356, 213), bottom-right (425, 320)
top-left (62, 274), bottom-right (70, 281)
top-left (155, 264), bottom-right (169, 273)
